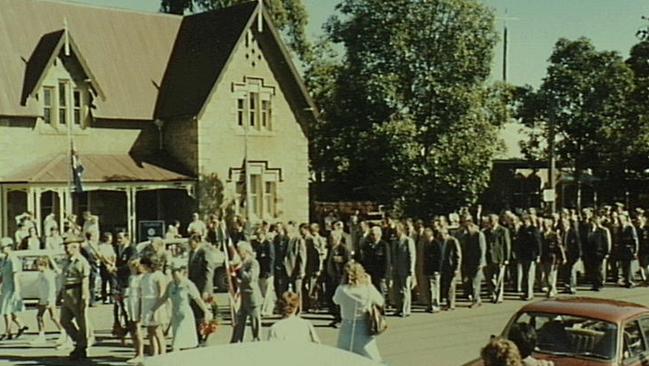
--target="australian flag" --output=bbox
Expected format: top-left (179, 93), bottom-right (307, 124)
top-left (71, 148), bottom-right (84, 193)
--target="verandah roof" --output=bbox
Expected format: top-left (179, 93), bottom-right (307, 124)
top-left (2, 154), bottom-right (194, 184)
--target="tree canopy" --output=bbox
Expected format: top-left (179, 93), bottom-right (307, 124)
top-left (307, 0), bottom-right (507, 218)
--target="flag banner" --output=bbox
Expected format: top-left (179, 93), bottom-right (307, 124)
top-left (71, 149), bottom-right (84, 192)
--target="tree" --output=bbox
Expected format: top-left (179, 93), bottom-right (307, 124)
top-left (517, 38), bottom-right (634, 208)
top-left (160, 0), bottom-right (311, 62)
top-left (196, 173), bottom-right (235, 219)
top-left (306, 0), bottom-right (506, 218)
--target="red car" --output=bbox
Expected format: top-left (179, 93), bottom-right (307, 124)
top-left (463, 297), bottom-right (649, 366)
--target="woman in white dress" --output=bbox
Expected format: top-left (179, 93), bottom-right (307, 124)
top-left (139, 256), bottom-right (167, 356)
top-left (125, 259), bottom-right (144, 365)
top-left (151, 265), bottom-right (210, 351)
top-left (268, 291), bottom-right (320, 343)
top-left (0, 238), bottom-right (28, 340)
top-left (333, 262), bottom-right (384, 362)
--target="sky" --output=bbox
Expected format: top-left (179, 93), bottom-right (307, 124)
top-left (67, 0), bottom-right (649, 88)
top-left (61, 0), bottom-right (649, 157)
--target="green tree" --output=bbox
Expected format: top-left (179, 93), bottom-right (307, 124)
top-left (307, 0), bottom-right (506, 218)
top-left (517, 38), bottom-right (634, 208)
top-left (160, 0), bottom-right (311, 62)
top-left (196, 173), bottom-right (234, 219)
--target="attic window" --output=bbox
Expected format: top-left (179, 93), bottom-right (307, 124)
top-left (40, 80), bottom-right (89, 130)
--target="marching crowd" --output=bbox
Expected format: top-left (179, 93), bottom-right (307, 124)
top-left (1, 202), bottom-right (648, 364)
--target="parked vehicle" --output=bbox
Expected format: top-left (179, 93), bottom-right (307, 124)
top-left (11, 249), bottom-right (66, 301)
top-left (463, 297), bottom-right (649, 366)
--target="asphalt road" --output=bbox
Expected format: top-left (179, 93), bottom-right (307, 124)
top-left (2, 285), bottom-right (649, 366)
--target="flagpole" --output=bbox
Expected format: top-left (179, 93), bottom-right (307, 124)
top-left (257, 0), bottom-right (263, 33)
top-left (64, 18), bottom-right (73, 221)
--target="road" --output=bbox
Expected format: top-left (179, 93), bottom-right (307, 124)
top-left (1, 285), bottom-right (649, 366)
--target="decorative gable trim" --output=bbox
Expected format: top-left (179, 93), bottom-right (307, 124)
top-left (20, 29), bottom-right (105, 106)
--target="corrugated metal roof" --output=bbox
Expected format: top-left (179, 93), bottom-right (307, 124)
top-left (3, 154), bottom-right (194, 183)
top-left (155, 2), bottom-right (257, 119)
top-left (0, 0), bottom-right (181, 120)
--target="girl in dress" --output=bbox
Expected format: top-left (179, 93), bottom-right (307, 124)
top-left (29, 257), bottom-right (66, 345)
top-left (139, 256), bottom-right (167, 356)
top-left (268, 291), bottom-right (319, 343)
top-left (150, 265), bottom-right (210, 352)
top-left (0, 238), bottom-right (28, 340)
top-left (125, 259), bottom-right (144, 365)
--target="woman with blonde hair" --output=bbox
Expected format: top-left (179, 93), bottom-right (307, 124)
top-left (333, 261), bottom-right (384, 361)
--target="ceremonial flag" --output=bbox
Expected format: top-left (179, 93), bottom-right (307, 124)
top-left (71, 148), bottom-right (84, 193)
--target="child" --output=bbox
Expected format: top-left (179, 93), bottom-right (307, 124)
top-left (125, 259), bottom-right (144, 365)
top-left (30, 257), bottom-right (66, 346)
top-left (150, 265), bottom-right (210, 352)
top-left (139, 256), bottom-right (167, 357)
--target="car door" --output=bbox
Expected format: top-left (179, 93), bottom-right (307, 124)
top-left (622, 318), bottom-right (649, 366)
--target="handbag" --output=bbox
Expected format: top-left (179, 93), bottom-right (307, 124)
top-left (366, 286), bottom-right (388, 336)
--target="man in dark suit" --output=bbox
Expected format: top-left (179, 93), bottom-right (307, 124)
top-left (283, 223), bottom-right (307, 309)
top-left (483, 214), bottom-right (511, 304)
top-left (272, 223), bottom-right (289, 301)
top-left (560, 215), bottom-right (581, 294)
top-left (359, 226), bottom-right (392, 302)
top-left (434, 225), bottom-right (462, 311)
top-left (618, 213), bottom-right (639, 288)
top-left (584, 215), bottom-right (611, 291)
top-left (460, 216), bottom-right (486, 308)
top-left (112, 231), bottom-right (135, 335)
top-left (516, 214), bottom-right (542, 300)
top-left (187, 234), bottom-right (217, 341)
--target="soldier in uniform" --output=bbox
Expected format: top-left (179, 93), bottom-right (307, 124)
top-left (60, 234), bottom-right (91, 360)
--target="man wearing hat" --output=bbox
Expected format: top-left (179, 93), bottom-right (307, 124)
top-left (59, 234), bottom-right (91, 360)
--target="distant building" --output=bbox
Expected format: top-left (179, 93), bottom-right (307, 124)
top-left (0, 0), bottom-right (314, 237)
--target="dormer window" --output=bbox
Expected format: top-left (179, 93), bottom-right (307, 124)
top-left (58, 81), bottom-right (68, 125)
top-left (41, 80), bottom-right (89, 130)
top-left (43, 87), bottom-right (54, 124)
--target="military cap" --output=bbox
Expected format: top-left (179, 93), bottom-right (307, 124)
top-left (63, 233), bottom-right (84, 244)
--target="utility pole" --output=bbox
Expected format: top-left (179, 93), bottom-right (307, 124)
top-left (548, 116), bottom-right (557, 213)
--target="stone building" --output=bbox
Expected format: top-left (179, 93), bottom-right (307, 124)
top-left (0, 0), bottom-right (314, 238)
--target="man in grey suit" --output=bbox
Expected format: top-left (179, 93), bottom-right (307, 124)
top-left (483, 214), bottom-right (511, 304)
top-left (394, 222), bottom-right (416, 317)
top-left (230, 241), bottom-right (262, 342)
top-left (284, 223), bottom-right (308, 310)
top-left (187, 234), bottom-right (217, 341)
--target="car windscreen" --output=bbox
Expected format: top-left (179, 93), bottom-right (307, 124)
top-left (510, 312), bottom-right (618, 361)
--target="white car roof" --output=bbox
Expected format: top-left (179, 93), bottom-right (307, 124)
top-left (143, 341), bottom-right (383, 366)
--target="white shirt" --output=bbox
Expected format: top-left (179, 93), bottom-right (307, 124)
top-left (45, 235), bottom-right (64, 251)
top-left (98, 242), bottom-right (116, 260)
top-left (267, 315), bottom-right (320, 343)
top-left (187, 220), bottom-right (207, 236)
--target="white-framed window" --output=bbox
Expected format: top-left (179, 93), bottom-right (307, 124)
top-left (73, 89), bottom-right (82, 126)
top-left (249, 92), bottom-right (258, 128)
top-left (232, 77), bottom-right (275, 131)
top-left (41, 81), bottom-right (88, 130)
top-left (43, 87), bottom-right (54, 124)
top-left (233, 162), bottom-right (280, 220)
top-left (237, 97), bottom-right (245, 126)
top-left (58, 81), bottom-right (68, 126)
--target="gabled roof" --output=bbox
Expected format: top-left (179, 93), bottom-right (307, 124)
top-left (155, 2), bottom-right (317, 126)
top-left (21, 29), bottom-right (105, 105)
top-left (1, 0), bottom-right (316, 124)
top-left (0, 0), bottom-right (181, 120)
top-left (155, 2), bottom-right (258, 120)
top-left (2, 154), bottom-right (194, 184)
